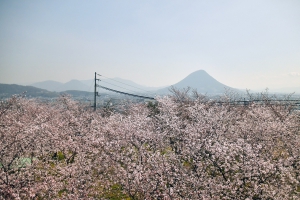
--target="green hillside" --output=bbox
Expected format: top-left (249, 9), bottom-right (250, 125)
top-left (0, 83), bottom-right (59, 98)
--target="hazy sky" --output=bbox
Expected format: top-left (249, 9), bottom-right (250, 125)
top-left (1, 0), bottom-right (300, 90)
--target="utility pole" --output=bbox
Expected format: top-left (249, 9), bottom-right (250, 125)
top-left (94, 72), bottom-right (97, 111)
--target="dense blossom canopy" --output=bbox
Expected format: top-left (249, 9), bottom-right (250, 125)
top-left (0, 93), bottom-right (299, 199)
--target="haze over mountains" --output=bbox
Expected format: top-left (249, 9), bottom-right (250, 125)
top-left (1, 70), bottom-right (299, 99)
top-left (29, 70), bottom-right (235, 95)
top-left (31, 80), bottom-right (90, 92)
top-left (31, 78), bottom-right (165, 94)
top-left (157, 70), bottom-right (235, 94)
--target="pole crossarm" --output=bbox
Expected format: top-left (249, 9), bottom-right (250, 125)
top-left (98, 85), bottom-right (155, 100)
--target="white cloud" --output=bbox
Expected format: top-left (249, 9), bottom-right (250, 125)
top-left (286, 72), bottom-right (300, 77)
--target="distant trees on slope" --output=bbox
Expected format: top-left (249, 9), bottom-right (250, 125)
top-left (0, 84), bottom-right (59, 98)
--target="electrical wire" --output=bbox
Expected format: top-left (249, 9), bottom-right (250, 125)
top-left (97, 74), bottom-right (157, 95)
top-left (99, 79), bottom-right (151, 95)
top-left (98, 86), bottom-right (155, 100)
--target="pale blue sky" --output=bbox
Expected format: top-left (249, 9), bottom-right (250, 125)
top-left (1, 0), bottom-right (300, 90)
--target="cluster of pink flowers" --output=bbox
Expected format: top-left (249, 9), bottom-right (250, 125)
top-left (0, 94), bottom-right (299, 199)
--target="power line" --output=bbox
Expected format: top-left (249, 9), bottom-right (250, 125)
top-left (98, 85), bottom-right (155, 100)
top-left (99, 79), bottom-right (145, 95)
top-left (93, 72), bottom-right (156, 111)
top-left (97, 74), bottom-right (157, 95)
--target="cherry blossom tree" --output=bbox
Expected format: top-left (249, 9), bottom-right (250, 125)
top-left (0, 92), bottom-right (299, 199)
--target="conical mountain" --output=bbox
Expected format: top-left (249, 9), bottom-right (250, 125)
top-left (157, 70), bottom-right (235, 94)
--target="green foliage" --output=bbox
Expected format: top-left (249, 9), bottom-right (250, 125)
top-left (8, 157), bottom-right (32, 169)
top-left (160, 146), bottom-right (172, 155)
top-left (183, 158), bottom-right (193, 169)
top-left (52, 151), bottom-right (65, 161)
top-left (17, 157), bottom-right (32, 168)
top-left (91, 183), bottom-right (131, 200)
top-left (107, 184), bottom-right (130, 199)
top-left (147, 101), bottom-right (160, 116)
top-left (58, 188), bottom-right (68, 197)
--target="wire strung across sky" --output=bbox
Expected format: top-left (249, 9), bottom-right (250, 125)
top-left (95, 73), bottom-right (157, 99)
top-left (98, 85), bottom-right (155, 100)
top-left (95, 74), bottom-right (300, 104)
top-left (99, 79), bottom-right (144, 95)
top-left (97, 73), bottom-right (157, 95)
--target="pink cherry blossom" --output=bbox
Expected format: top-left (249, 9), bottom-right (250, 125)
top-left (0, 93), bottom-right (299, 199)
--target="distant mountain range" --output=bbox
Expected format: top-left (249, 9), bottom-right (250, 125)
top-left (30, 70), bottom-right (235, 95)
top-left (30, 77), bottom-right (165, 94)
top-left (1, 70), bottom-right (299, 99)
top-left (31, 80), bottom-right (91, 92)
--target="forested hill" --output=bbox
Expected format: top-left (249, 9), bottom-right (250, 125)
top-left (0, 83), bottom-right (97, 99)
top-left (0, 83), bottom-right (59, 98)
